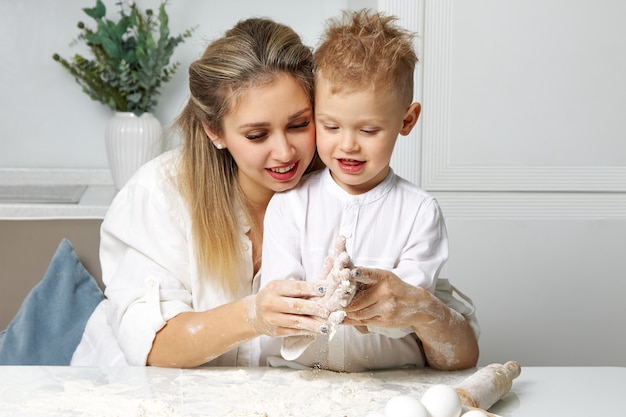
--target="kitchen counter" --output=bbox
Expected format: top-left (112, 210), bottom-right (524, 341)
top-left (0, 366), bottom-right (622, 416)
top-left (0, 168), bottom-right (116, 219)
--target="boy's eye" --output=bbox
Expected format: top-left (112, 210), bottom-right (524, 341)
top-left (323, 124), bottom-right (339, 131)
top-left (361, 128), bottom-right (380, 135)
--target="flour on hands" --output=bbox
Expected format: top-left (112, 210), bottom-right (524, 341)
top-left (280, 235), bottom-right (357, 361)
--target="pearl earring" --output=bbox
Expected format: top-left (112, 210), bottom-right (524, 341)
top-left (215, 143), bottom-right (223, 149)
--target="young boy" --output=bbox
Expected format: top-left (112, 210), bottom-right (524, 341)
top-left (259, 10), bottom-right (459, 371)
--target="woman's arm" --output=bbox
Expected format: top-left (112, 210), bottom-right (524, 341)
top-left (147, 280), bottom-right (330, 368)
top-left (147, 296), bottom-right (256, 367)
top-left (342, 268), bottom-right (479, 371)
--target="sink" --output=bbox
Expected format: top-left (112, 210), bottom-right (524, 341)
top-left (0, 185), bottom-right (87, 204)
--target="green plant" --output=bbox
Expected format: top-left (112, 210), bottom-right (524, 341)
top-left (53, 0), bottom-right (194, 116)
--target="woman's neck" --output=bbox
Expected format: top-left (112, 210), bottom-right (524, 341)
top-left (238, 177), bottom-right (274, 218)
top-left (246, 198), bottom-right (267, 277)
top-left (237, 177), bottom-right (273, 275)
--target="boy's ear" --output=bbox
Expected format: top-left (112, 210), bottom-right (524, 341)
top-left (400, 102), bottom-right (421, 136)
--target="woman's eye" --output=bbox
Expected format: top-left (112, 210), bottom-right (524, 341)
top-left (288, 120), bottom-right (310, 130)
top-left (245, 132), bottom-right (268, 140)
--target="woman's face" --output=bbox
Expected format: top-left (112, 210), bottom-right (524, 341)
top-left (206, 74), bottom-right (316, 204)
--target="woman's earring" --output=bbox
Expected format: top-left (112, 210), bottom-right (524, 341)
top-left (215, 143), bottom-right (223, 150)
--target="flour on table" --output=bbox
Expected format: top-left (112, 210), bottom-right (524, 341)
top-left (6, 379), bottom-right (182, 417)
top-left (3, 367), bottom-right (472, 417)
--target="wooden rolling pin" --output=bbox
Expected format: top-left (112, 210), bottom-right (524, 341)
top-left (455, 361), bottom-right (521, 411)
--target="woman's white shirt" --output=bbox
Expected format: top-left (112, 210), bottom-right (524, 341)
top-left (71, 149), bottom-right (258, 367)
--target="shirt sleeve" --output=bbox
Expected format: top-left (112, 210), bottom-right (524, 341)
top-left (367, 196), bottom-right (449, 338)
top-left (99, 168), bottom-right (194, 365)
top-left (392, 197), bottom-right (449, 294)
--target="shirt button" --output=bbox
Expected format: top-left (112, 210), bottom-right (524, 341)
top-left (146, 278), bottom-right (158, 287)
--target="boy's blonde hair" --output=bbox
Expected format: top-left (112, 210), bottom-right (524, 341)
top-left (314, 9), bottom-right (417, 105)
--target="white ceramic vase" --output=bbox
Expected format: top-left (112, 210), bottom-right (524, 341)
top-left (105, 112), bottom-right (163, 190)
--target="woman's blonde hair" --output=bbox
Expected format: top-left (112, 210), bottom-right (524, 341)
top-left (174, 18), bottom-right (315, 295)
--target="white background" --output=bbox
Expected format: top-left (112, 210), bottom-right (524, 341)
top-left (1, 0), bottom-right (624, 367)
top-left (382, 0), bottom-right (626, 366)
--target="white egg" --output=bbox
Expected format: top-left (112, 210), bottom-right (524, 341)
top-left (384, 395), bottom-right (430, 417)
top-left (420, 384), bottom-right (462, 417)
top-left (461, 411), bottom-right (488, 417)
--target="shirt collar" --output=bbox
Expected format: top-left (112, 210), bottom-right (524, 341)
top-left (321, 166), bottom-right (397, 205)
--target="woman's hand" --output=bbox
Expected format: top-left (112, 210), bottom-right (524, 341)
top-left (343, 267), bottom-right (479, 370)
top-left (250, 279), bottom-right (330, 337)
top-left (148, 280), bottom-right (329, 368)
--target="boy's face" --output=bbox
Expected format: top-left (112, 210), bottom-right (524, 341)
top-left (314, 77), bottom-right (419, 195)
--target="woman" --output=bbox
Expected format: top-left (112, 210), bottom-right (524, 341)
top-left (72, 17), bottom-right (478, 369)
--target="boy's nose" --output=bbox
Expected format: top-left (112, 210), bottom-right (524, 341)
top-left (338, 132), bottom-right (359, 152)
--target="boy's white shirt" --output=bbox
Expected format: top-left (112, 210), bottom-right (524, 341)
top-left (259, 167), bottom-right (450, 371)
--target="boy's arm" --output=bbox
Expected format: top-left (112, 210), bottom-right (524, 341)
top-left (343, 268), bottom-right (479, 370)
top-left (357, 197), bottom-right (448, 338)
top-left (390, 197), bottom-right (449, 293)
top-left (342, 198), bottom-right (478, 370)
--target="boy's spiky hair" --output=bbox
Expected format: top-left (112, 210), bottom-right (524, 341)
top-left (314, 9), bottom-right (417, 104)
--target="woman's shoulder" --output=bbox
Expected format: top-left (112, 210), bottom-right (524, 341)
top-left (116, 149), bottom-right (182, 199)
top-left (106, 148), bottom-right (187, 222)
top-left (131, 148), bottom-right (181, 186)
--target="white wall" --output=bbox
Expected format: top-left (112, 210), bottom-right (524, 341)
top-left (0, 0), bottom-right (373, 168)
top-left (383, 0), bottom-right (626, 366)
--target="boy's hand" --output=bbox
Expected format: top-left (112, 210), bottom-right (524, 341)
top-left (343, 267), bottom-right (429, 330)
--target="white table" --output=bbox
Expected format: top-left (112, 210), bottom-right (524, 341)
top-left (0, 366), bottom-right (622, 416)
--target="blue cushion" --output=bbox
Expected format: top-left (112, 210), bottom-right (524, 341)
top-left (0, 239), bottom-right (103, 365)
